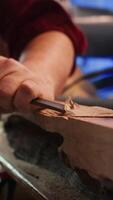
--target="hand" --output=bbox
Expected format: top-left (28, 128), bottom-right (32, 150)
top-left (0, 56), bottom-right (54, 114)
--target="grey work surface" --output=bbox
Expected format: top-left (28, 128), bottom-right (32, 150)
top-left (0, 115), bottom-right (113, 200)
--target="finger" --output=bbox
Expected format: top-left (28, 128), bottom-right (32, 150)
top-left (0, 57), bottom-right (24, 80)
top-left (0, 70), bottom-right (32, 112)
top-left (0, 56), bottom-right (7, 62)
top-left (13, 80), bottom-right (41, 113)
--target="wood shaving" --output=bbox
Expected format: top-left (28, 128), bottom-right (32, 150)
top-left (64, 97), bottom-right (78, 112)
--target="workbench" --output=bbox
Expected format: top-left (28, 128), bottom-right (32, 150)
top-left (0, 115), bottom-right (112, 200)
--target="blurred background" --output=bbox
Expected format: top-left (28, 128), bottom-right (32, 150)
top-left (61, 0), bottom-right (113, 101)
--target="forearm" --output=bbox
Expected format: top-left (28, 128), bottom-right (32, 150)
top-left (19, 31), bottom-right (75, 97)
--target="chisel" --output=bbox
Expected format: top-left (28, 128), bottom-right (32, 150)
top-left (31, 98), bottom-right (66, 113)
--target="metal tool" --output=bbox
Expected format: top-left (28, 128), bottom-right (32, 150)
top-left (0, 155), bottom-right (48, 200)
top-left (0, 154), bottom-right (80, 200)
top-left (31, 98), bottom-right (65, 113)
top-left (58, 96), bottom-right (113, 110)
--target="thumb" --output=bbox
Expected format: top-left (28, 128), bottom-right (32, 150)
top-left (13, 80), bottom-right (40, 113)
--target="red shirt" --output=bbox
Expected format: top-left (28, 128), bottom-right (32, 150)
top-left (0, 0), bottom-right (87, 59)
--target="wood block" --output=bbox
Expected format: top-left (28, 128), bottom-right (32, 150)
top-left (23, 105), bottom-right (113, 182)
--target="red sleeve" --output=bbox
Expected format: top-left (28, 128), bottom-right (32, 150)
top-left (0, 0), bottom-right (87, 59)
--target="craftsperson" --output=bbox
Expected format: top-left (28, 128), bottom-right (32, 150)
top-left (0, 0), bottom-right (86, 114)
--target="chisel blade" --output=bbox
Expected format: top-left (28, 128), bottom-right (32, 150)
top-left (31, 98), bottom-right (66, 113)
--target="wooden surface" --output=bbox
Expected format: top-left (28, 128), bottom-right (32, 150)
top-left (0, 116), bottom-right (104, 200)
top-left (24, 104), bottom-right (113, 181)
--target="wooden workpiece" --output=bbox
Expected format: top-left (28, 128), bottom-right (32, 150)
top-left (24, 104), bottom-right (113, 182)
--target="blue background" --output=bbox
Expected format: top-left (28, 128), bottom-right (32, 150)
top-left (71, 0), bottom-right (113, 12)
top-left (77, 57), bottom-right (113, 99)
